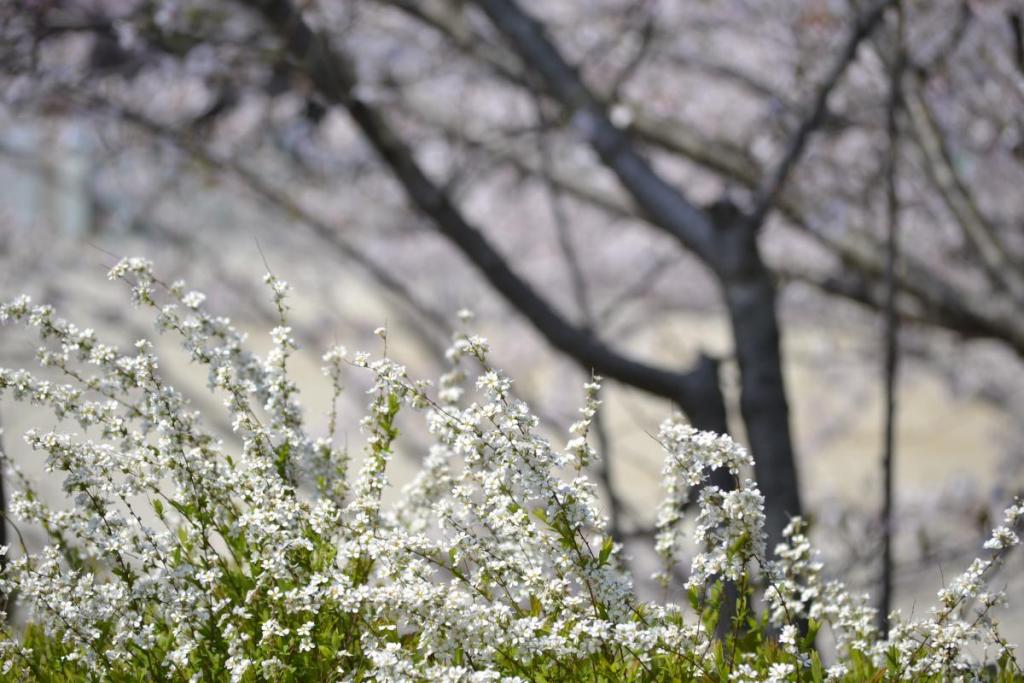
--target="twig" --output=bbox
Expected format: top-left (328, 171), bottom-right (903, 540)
top-left (533, 96), bottom-right (624, 542)
top-left (0, 408), bottom-right (7, 576)
top-left (747, 0), bottom-right (895, 231)
top-left (880, 1), bottom-right (904, 637)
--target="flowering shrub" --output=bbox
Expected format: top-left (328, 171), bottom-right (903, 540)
top-left (0, 258), bottom-right (1020, 681)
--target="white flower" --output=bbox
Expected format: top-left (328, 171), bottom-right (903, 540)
top-left (825, 663), bottom-right (848, 681)
top-left (983, 526), bottom-right (1019, 551)
top-left (766, 662), bottom-right (795, 682)
top-left (0, 264), bottom-right (1019, 680)
top-left (181, 291), bottom-right (206, 309)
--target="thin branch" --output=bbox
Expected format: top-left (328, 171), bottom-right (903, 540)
top-left (82, 95), bottom-right (453, 346)
top-left (904, 79), bottom-right (1024, 303)
top-left (0, 408), bottom-right (7, 576)
top-left (880, 3), bottom-right (904, 637)
top-left (747, 0), bottom-right (896, 230)
top-left (1010, 10), bottom-right (1024, 75)
top-left (534, 97), bottom-right (624, 542)
top-left (382, 0), bottom-right (798, 219)
top-left (606, 4), bottom-right (657, 102)
top-left (397, 100), bottom-right (639, 218)
top-left (468, 0), bottom-right (717, 263)
top-left (597, 255), bottom-right (678, 327)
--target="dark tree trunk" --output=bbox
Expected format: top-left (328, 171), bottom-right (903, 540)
top-left (711, 211), bottom-right (802, 549)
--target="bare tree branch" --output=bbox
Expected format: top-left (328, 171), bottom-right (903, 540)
top-left (240, 0), bottom-right (730, 431)
top-left (381, 0), bottom-right (810, 221)
top-left (904, 78), bottom-right (1024, 303)
top-left (879, 4), bottom-right (904, 636)
top-left (534, 95), bottom-right (625, 541)
top-left (747, 0), bottom-right (895, 231)
top-left (469, 0), bottom-right (719, 261)
top-left (85, 97), bottom-right (453, 348)
top-left (0, 408), bottom-right (7, 576)
top-left (398, 90), bottom-right (1024, 362)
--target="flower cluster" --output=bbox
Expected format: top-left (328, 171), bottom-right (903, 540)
top-left (653, 422), bottom-right (759, 588)
top-left (0, 259), bottom-right (1019, 681)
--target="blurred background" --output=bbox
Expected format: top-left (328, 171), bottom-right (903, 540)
top-left (2, 0), bottom-right (1024, 640)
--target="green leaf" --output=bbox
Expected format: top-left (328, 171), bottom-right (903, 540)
top-left (687, 585), bottom-right (701, 612)
top-left (599, 536), bottom-right (614, 565)
top-left (810, 651), bottom-right (825, 683)
top-left (802, 618), bottom-right (821, 650)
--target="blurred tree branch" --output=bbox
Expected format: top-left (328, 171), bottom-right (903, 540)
top-left (242, 0), bottom-right (733, 440)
